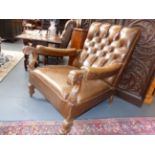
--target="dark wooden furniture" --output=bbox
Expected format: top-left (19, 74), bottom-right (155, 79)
top-left (18, 20), bottom-right (77, 71)
top-left (68, 28), bottom-right (88, 65)
top-left (55, 19), bottom-right (70, 34)
top-left (0, 19), bottom-right (23, 41)
top-left (17, 30), bottom-right (62, 70)
top-left (117, 20), bottom-right (155, 106)
top-left (0, 38), bottom-right (3, 53)
top-left (81, 19), bottom-right (155, 106)
top-left (70, 28), bottom-right (88, 49)
top-left (22, 19), bottom-right (70, 34)
top-left (17, 30), bottom-right (61, 44)
top-left (22, 19), bottom-right (42, 30)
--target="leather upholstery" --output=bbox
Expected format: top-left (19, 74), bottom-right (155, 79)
top-left (60, 20), bottom-right (77, 48)
top-left (82, 63), bottom-right (122, 80)
top-left (30, 65), bottom-right (111, 104)
top-left (36, 45), bottom-right (77, 56)
top-left (73, 22), bottom-right (140, 85)
top-left (29, 22), bottom-right (141, 134)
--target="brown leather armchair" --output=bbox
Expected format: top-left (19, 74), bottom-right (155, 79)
top-left (28, 22), bottom-right (141, 134)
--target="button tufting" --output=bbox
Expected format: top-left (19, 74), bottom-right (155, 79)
top-left (78, 23), bottom-right (138, 70)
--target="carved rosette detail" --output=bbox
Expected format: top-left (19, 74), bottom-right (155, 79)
top-left (118, 20), bottom-right (155, 100)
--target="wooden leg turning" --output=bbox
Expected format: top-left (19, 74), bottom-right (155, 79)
top-left (44, 56), bottom-right (48, 65)
top-left (24, 54), bottom-right (29, 71)
top-left (60, 118), bottom-right (73, 135)
top-left (28, 83), bottom-right (35, 97)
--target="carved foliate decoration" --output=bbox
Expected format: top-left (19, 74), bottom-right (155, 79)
top-left (81, 19), bottom-right (92, 29)
top-left (118, 20), bottom-right (155, 103)
top-left (81, 19), bottom-right (116, 29)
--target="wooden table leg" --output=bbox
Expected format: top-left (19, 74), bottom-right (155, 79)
top-left (24, 54), bottom-right (29, 71)
top-left (44, 56), bottom-right (48, 65)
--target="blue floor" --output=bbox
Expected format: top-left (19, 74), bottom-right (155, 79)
top-left (0, 41), bottom-right (155, 121)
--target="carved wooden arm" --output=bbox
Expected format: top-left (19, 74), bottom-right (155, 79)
top-left (67, 70), bottom-right (85, 85)
top-left (67, 63), bottom-right (122, 86)
top-left (67, 70), bottom-right (85, 104)
top-left (36, 45), bottom-right (78, 57)
top-left (82, 63), bottom-right (122, 80)
top-left (66, 63), bottom-right (122, 104)
top-left (28, 45), bottom-right (80, 70)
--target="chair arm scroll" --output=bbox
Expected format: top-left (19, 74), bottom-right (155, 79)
top-left (82, 63), bottom-right (122, 80)
top-left (67, 70), bottom-right (85, 86)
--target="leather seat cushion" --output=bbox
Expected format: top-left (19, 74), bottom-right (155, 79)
top-left (30, 65), bottom-right (77, 100)
top-left (30, 65), bottom-right (111, 104)
top-left (76, 78), bottom-right (111, 104)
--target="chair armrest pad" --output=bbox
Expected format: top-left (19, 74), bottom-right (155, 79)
top-left (36, 45), bottom-right (78, 56)
top-left (82, 63), bottom-right (122, 80)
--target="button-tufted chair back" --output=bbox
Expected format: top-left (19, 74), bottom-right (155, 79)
top-left (74, 22), bottom-right (140, 86)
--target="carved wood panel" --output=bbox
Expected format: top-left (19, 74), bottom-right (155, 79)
top-left (81, 19), bottom-right (116, 29)
top-left (117, 19), bottom-right (155, 105)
